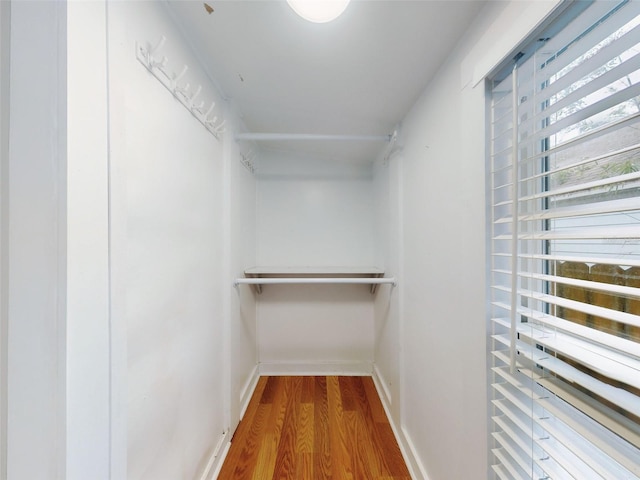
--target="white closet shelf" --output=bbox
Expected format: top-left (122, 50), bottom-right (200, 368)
top-left (235, 267), bottom-right (395, 294)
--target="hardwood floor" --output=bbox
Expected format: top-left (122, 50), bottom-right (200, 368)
top-left (218, 376), bottom-right (411, 480)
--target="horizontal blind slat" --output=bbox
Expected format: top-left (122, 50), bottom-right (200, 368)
top-left (521, 110), bottom-right (640, 163)
top-left (494, 334), bottom-right (640, 417)
top-left (518, 289), bottom-right (640, 328)
top-left (524, 272), bottom-right (640, 299)
top-left (530, 49), bottom-right (640, 125)
top-left (516, 197), bottom-right (640, 221)
top-left (536, 391), bottom-right (640, 476)
top-left (535, 22), bottom-right (640, 102)
top-left (529, 1), bottom-right (637, 82)
top-left (535, 374), bottom-right (640, 453)
top-left (513, 322), bottom-right (640, 388)
top-left (491, 448), bottom-right (530, 480)
top-left (493, 312), bottom-right (640, 360)
top-left (523, 80), bottom-right (640, 143)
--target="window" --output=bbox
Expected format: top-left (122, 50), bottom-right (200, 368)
top-left (489, 1), bottom-right (640, 478)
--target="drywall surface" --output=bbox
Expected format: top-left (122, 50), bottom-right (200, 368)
top-left (257, 284), bottom-right (374, 372)
top-left (5, 2), bottom-right (67, 478)
top-left (107, 3), bottom-right (227, 479)
top-left (256, 152), bottom-right (375, 267)
top-left (226, 113), bottom-right (258, 427)
top-left (398, 57), bottom-right (487, 480)
top-left (372, 154), bottom-right (403, 420)
top-left (66, 2), bottom-right (111, 478)
top-left (254, 153), bottom-right (376, 372)
top-left (377, 1), bottom-right (561, 479)
top-left (0, 2), bottom-right (9, 477)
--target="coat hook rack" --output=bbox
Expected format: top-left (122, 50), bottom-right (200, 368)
top-left (136, 35), bottom-right (225, 139)
top-left (240, 149), bottom-right (256, 173)
top-left (382, 129), bottom-right (403, 166)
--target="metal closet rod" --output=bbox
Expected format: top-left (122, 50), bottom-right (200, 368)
top-left (234, 277), bottom-right (397, 287)
top-left (235, 133), bottom-right (392, 142)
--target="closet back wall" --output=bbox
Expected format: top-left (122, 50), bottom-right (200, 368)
top-left (256, 152), bottom-right (375, 267)
top-left (255, 152), bottom-right (377, 373)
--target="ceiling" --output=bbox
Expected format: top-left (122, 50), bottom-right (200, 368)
top-left (166, 0), bottom-right (486, 163)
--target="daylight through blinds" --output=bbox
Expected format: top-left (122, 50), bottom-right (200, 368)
top-left (489, 1), bottom-right (640, 478)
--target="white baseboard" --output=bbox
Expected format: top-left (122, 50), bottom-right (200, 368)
top-left (400, 425), bottom-right (431, 480)
top-left (202, 365), bottom-right (260, 480)
top-left (258, 361), bottom-right (373, 376)
top-left (372, 363), bottom-right (392, 408)
top-left (239, 364), bottom-right (260, 419)
top-left (372, 368), bottom-right (429, 480)
top-left (199, 430), bottom-right (231, 480)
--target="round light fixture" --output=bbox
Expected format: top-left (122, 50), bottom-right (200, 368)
top-left (286, 0), bottom-right (350, 23)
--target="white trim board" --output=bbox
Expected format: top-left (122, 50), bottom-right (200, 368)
top-left (372, 367), bottom-right (427, 480)
top-left (372, 363), bottom-right (393, 409)
top-left (206, 364), bottom-right (259, 480)
top-left (199, 430), bottom-right (231, 480)
top-left (258, 361), bottom-right (373, 376)
top-left (238, 364), bottom-right (260, 420)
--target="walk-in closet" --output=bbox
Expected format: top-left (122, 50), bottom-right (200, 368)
top-left (2, 1), bottom-right (639, 479)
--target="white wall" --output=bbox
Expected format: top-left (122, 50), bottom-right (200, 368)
top-left (225, 113), bottom-right (258, 430)
top-left (372, 152), bottom-right (403, 419)
top-left (0, 1), bottom-right (9, 476)
top-left (5, 2), bottom-right (68, 478)
top-left (258, 284), bottom-right (374, 373)
top-left (254, 152), bottom-right (377, 373)
top-left (66, 2), bottom-right (111, 478)
top-left (256, 152), bottom-right (375, 267)
top-left (398, 54), bottom-right (487, 480)
top-left (3, 2), bottom-right (258, 477)
top-left (372, 2), bottom-right (561, 479)
top-left (107, 3), bottom-right (229, 478)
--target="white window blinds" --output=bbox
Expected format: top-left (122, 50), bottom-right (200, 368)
top-left (489, 1), bottom-right (640, 478)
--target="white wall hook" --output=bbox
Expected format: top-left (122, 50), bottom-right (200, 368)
top-left (150, 55), bottom-right (168, 71)
top-left (175, 81), bottom-right (190, 99)
top-left (203, 102), bottom-right (215, 118)
top-left (240, 148), bottom-right (256, 173)
top-left (214, 120), bottom-right (226, 133)
top-left (173, 65), bottom-right (188, 86)
top-left (149, 35), bottom-right (166, 58)
top-left (191, 85), bottom-right (202, 103)
top-left (193, 100), bottom-right (205, 114)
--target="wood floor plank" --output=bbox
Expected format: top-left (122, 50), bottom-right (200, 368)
top-left (229, 403), bottom-right (272, 479)
top-left (338, 376), bottom-right (356, 411)
top-left (376, 421), bottom-right (412, 477)
top-left (296, 403), bottom-right (314, 454)
top-left (352, 377), bottom-right (398, 477)
top-left (251, 433), bottom-right (278, 480)
top-left (272, 377), bottom-right (303, 479)
top-left (344, 409), bottom-right (377, 479)
top-left (253, 376), bottom-right (290, 479)
top-left (345, 377), bottom-right (392, 478)
top-left (296, 453), bottom-right (314, 479)
top-left (260, 375), bottom-right (279, 404)
top-left (218, 376), bottom-right (410, 480)
top-left (361, 376), bottom-right (388, 423)
top-left (301, 375), bottom-right (315, 403)
top-left (218, 376), bottom-right (268, 477)
top-left (327, 376), bottom-right (354, 480)
top-left (313, 376), bottom-right (332, 479)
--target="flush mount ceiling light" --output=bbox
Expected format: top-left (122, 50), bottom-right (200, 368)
top-left (286, 0), bottom-right (350, 23)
